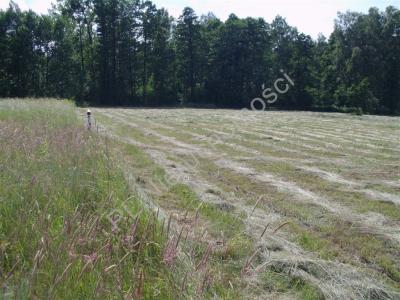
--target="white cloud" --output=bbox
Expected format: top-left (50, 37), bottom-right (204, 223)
top-left (1, 0), bottom-right (399, 37)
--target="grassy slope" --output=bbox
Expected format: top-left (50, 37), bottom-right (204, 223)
top-left (0, 100), bottom-right (176, 299)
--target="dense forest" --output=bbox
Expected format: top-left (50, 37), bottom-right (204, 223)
top-left (0, 0), bottom-right (399, 114)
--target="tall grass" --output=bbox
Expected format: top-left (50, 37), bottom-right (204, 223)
top-left (0, 99), bottom-right (176, 299)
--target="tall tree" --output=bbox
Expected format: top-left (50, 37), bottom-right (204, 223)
top-left (175, 7), bottom-right (201, 103)
top-left (0, 1), bottom-right (399, 114)
top-left (151, 8), bottom-right (176, 105)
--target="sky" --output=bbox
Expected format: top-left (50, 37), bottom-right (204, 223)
top-left (1, 0), bottom-right (399, 38)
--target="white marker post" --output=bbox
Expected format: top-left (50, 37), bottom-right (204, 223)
top-left (87, 109), bottom-right (92, 130)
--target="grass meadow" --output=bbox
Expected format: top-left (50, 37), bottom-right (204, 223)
top-left (1, 100), bottom-right (400, 299)
top-left (0, 100), bottom-right (182, 299)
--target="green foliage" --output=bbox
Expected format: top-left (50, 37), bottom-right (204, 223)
top-left (0, 1), bottom-right (399, 114)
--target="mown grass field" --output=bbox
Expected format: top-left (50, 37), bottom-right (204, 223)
top-left (92, 107), bottom-right (400, 299)
top-left (1, 100), bottom-right (400, 299)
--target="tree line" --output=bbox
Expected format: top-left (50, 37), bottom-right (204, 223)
top-left (0, 0), bottom-right (399, 114)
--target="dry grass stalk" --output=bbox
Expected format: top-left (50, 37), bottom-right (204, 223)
top-left (196, 243), bottom-right (213, 271)
top-left (175, 227), bottom-right (184, 248)
top-left (241, 248), bottom-right (261, 277)
top-left (260, 223), bottom-right (270, 239)
top-left (160, 217), bottom-right (166, 237)
top-left (48, 263), bottom-right (73, 297)
top-left (104, 264), bottom-right (117, 272)
top-left (4, 259), bottom-right (20, 281)
top-left (166, 214), bottom-right (172, 238)
top-left (124, 214), bottom-right (141, 247)
top-left (78, 253), bottom-right (101, 280)
top-left (134, 269), bottom-right (145, 299)
top-left (254, 260), bottom-right (272, 273)
top-left (195, 203), bottom-right (203, 222)
top-left (250, 195), bottom-right (265, 218)
top-left (197, 268), bottom-right (213, 297)
top-left (180, 272), bottom-right (189, 293)
top-left (272, 221), bottom-right (291, 234)
top-left (163, 239), bottom-right (178, 267)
